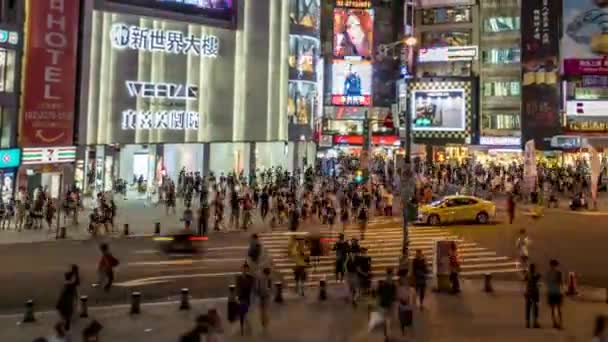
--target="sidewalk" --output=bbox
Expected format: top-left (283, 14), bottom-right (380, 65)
top-left (2, 279), bottom-right (605, 342)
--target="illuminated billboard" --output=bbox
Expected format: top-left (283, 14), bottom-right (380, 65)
top-left (333, 8), bottom-right (374, 59)
top-left (289, 35), bottom-right (319, 81)
top-left (331, 60), bottom-right (372, 106)
top-left (289, 0), bottom-right (321, 33)
top-left (108, 0), bottom-right (235, 23)
top-left (288, 81), bottom-right (317, 126)
top-left (412, 90), bottom-right (466, 131)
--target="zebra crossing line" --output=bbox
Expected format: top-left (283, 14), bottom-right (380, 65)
top-left (258, 226), bottom-right (521, 288)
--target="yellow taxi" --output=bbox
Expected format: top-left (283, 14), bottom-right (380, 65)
top-left (417, 195), bottom-right (496, 225)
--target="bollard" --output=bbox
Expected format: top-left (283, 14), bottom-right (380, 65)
top-left (319, 280), bottom-right (327, 301)
top-left (484, 273), bottom-right (493, 293)
top-left (566, 272), bottom-right (578, 296)
top-left (23, 300), bottom-right (35, 323)
top-left (130, 292), bottom-right (141, 315)
top-left (154, 222), bottom-right (160, 235)
top-left (179, 288), bottom-right (190, 310)
top-left (123, 223), bottom-right (130, 236)
top-left (80, 296), bottom-right (89, 318)
top-left (274, 282), bottom-right (283, 303)
top-left (59, 227), bottom-right (67, 239)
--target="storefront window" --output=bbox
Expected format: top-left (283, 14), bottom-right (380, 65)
top-left (483, 81), bottom-right (520, 96)
top-left (483, 113), bottom-right (520, 130)
top-left (483, 16), bottom-right (520, 32)
top-left (482, 47), bottom-right (520, 64)
top-left (0, 48), bottom-right (16, 93)
top-left (421, 30), bottom-right (471, 48)
top-left (422, 7), bottom-right (472, 25)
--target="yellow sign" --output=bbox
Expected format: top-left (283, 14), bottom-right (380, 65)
top-left (567, 121), bottom-right (608, 132)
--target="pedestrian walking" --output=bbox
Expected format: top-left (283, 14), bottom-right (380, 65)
top-left (256, 267), bottom-right (273, 331)
top-left (332, 233), bottom-right (349, 282)
top-left (592, 315), bottom-right (606, 342)
top-left (377, 268), bottom-right (396, 342)
top-left (545, 259), bottom-right (564, 329)
top-left (95, 243), bottom-right (119, 292)
top-left (516, 229), bottom-right (531, 277)
top-left (346, 244), bottom-right (359, 305)
top-left (55, 265), bottom-right (80, 331)
top-left (412, 249), bottom-right (428, 309)
top-left (448, 241), bottom-right (461, 294)
top-left (358, 205), bottom-right (368, 241)
top-left (235, 263), bottom-right (255, 336)
top-left (397, 272), bottom-right (413, 338)
top-left (507, 192), bottom-right (516, 224)
top-left (291, 239), bottom-right (309, 297)
top-left (525, 263), bottom-right (541, 329)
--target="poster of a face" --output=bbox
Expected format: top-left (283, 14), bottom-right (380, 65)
top-left (331, 60), bottom-right (372, 106)
top-left (289, 0), bottom-right (321, 31)
top-left (288, 81), bottom-right (316, 125)
top-left (412, 90), bottom-right (466, 131)
top-left (333, 9), bottom-right (374, 59)
top-left (563, 0), bottom-right (608, 60)
top-left (289, 35), bottom-right (319, 78)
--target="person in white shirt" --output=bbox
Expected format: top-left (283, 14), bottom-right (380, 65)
top-left (516, 228), bottom-right (531, 276)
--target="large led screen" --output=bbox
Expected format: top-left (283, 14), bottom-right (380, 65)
top-left (289, 35), bottom-right (319, 81)
top-left (108, 0), bottom-right (235, 22)
top-left (287, 81), bottom-right (317, 126)
top-left (289, 0), bottom-right (321, 33)
top-left (333, 8), bottom-right (374, 59)
top-left (331, 60), bottom-right (372, 106)
top-left (411, 89), bottom-right (466, 131)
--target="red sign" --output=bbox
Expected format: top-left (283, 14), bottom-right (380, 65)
top-left (333, 135), bottom-right (399, 146)
top-left (20, 0), bottom-right (80, 147)
top-left (563, 59), bottom-right (608, 76)
top-left (331, 95), bottom-right (371, 106)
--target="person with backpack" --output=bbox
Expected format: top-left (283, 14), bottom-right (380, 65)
top-left (96, 243), bottom-right (119, 292)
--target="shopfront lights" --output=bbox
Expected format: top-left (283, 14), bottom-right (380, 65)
top-left (405, 36), bottom-right (417, 47)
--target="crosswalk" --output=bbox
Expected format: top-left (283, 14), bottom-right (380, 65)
top-left (259, 221), bottom-right (521, 288)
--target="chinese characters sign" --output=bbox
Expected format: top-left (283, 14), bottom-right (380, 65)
top-left (20, 0), bottom-right (80, 147)
top-left (121, 110), bottom-right (199, 130)
top-left (110, 23), bottom-right (220, 57)
top-left (334, 0), bottom-right (371, 8)
top-left (520, 0), bottom-right (562, 149)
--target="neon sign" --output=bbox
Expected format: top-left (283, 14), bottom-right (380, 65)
top-left (121, 110), bottom-right (199, 130)
top-left (125, 81), bottom-right (198, 100)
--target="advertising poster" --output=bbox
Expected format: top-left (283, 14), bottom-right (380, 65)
top-left (412, 90), bottom-right (466, 131)
top-left (289, 35), bottom-right (319, 81)
top-left (287, 81), bottom-right (317, 126)
top-left (109, 0), bottom-right (235, 22)
top-left (331, 60), bottom-right (372, 106)
top-left (523, 139), bottom-right (537, 193)
top-left (562, 0), bottom-right (608, 72)
top-left (20, 0), bottom-right (80, 147)
top-left (333, 8), bottom-right (374, 59)
top-left (520, 0), bottom-right (562, 150)
top-left (290, 0), bottom-right (321, 33)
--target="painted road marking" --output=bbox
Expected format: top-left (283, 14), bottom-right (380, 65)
top-left (115, 272), bottom-right (240, 287)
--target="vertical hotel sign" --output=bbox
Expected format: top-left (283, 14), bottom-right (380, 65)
top-left (520, 0), bottom-right (562, 150)
top-left (19, 0), bottom-right (80, 147)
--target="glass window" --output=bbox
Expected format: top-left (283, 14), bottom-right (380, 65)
top-left (422, 7), bottom-right (472, 25)
top-left (483, 81), bottom-right (521, 96)
top-left (0, 48), bottom-right (15, 93)
top-left (482, 48), bottom-right (520, 64)
top-left (487, 114), bottom-right (520, 130)
top-left (483, 16), bottom-right (520, 32)
top-left (421, 30), bottom-right (472, 48)
top-left (0, 106), bottom-right (12, 147)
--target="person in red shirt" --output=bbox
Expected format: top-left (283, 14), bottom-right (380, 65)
top-left (97, 243), bottom-right (119, 292)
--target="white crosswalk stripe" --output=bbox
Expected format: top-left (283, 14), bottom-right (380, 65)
top-left (259, 225), bottom-right (521, 288)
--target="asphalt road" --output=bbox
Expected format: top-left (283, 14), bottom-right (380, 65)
top-left (0, 232), bottom-right (251, 314)
top-left (441, 207), bottom-right (608, 288)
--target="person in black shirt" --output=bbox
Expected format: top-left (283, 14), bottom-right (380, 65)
top-left (525, 263), bottom-right (541, 329)
top-left (356, 248), bottom-right (371, 297)
top-left (345, 247), bottom-right (359, 305)
top-left (377, 268), bottom-right (397, 340)
top-left (235, 263), bottom-right (255, 335)
top-left (260, 189), bottom-right (269, 220)
top-left (332, 233), bottom-right (349, 282)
